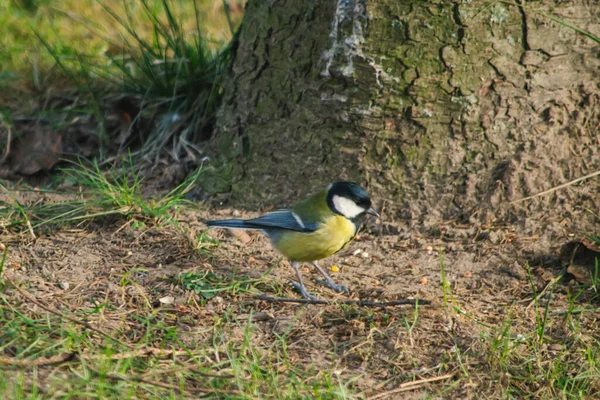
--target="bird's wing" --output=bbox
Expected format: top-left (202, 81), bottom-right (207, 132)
top-left (246, 210), bottom-right (318, 232)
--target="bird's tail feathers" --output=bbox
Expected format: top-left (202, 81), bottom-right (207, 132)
top-left (207, 219), bottom-right (263, 230)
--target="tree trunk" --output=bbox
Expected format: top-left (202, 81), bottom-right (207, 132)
top-left (213, 0), bottom-right (600, 232)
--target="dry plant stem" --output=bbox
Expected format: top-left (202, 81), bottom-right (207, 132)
top-left (3, 274), bottom-right (134, 349)
top-left (367, 373), bottom-right (455, 400)
top-left (525, 269), bottom-right (565, 311)
top-left (0, 122), bottom-right (11, 164)
top-left (0, 353), bottom-right (74, 367)
top-left (254, 295), bottom-right (430, 308)
top-left (511, 169), bottom-right (600, 204)
top-left (82, 348), bottom-right (191, 361)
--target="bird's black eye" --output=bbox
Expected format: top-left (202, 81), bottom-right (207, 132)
top-left (356, 198), bottom-right (371, 208)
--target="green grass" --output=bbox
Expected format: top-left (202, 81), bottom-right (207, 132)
top-left (434, 253), bottom-right (600, 398)
top-left (0, 0), bottom-right (238, 81)
top-left (173, 262), bottom-right (280, 300)
top-left (1, 0), bottom-right (241, 162)
top-left (477, 301), bottom-right (600, 398)
top-left (38, 0), bottom-right (234, 160)
top-left (0, 156), bottom-right (202, 234)
top-left (0, 297), bottom-right (350, 399)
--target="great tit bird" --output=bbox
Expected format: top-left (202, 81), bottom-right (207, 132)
top-left (207, 181), bottom-right (379, 299)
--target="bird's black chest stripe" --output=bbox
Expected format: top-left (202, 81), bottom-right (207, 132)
top-left (333, 219), bottom-right (362, 255)
top-left (351, 217), bottom-right (361, 232)
top-left (334, 235), bottom-right (356, 255)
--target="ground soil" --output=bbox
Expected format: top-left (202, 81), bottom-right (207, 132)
top-left (2, 186), bottom-right (596, 398)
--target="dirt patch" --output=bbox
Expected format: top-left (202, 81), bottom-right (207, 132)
top-left (3, 187), bottom-right (598, 397)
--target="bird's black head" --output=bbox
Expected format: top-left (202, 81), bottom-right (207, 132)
top-left (326, 181), bottom-right (379, 219)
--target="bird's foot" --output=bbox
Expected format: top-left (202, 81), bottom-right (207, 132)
top-left (315, 279), bottom-right (350, 294)
top-left (289, 280), bottom-right (319, 300)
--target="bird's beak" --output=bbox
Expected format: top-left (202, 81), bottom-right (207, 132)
top-left (366, 207), bottom-right (380, 218)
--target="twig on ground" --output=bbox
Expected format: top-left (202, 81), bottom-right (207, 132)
top-left (254, 295), bottom-right (430, 308)
top-left (510, 169), bottom-right (600, 204)
top-left (3, 274), bottom-right (133, 349)
top-left (0, 353), bottom-right (74, 367)
top-left (367, 373), bottom-right (455, 400)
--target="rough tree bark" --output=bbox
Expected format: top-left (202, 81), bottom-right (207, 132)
top-left (212, 0), bottom-right (600, 232)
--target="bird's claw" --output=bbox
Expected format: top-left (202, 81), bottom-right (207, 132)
top-left (289, 280), bottom-right (319, 300)
top-left (315, 279), bottom-right (350, 294)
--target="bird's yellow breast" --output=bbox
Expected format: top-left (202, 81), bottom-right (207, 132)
top-left (271, 215), bottom-right (357, 262)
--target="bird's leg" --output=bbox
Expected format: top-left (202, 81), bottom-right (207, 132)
top-left (289, 261), bottom-right (318, 300)
top-left (312, 261), bottom-right (350, 294)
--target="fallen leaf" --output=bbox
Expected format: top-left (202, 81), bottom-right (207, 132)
top-left (8, 128), bottom-right (62, 175)
top-left (561, 240), bottom-right (600, 284)
top-left (159, 296), bottom-right (175, 305)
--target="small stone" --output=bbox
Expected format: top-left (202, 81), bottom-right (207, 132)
top-left (229, 229), bottom-right (251, 244)
top-left (488, 231), bottom-right (501, 244)
top-left (59, 281), bottom-right (70, 290)
top-left (548, 343), bottom-right (562, 353)
top-left (521, 50), bottom-right (546, 66)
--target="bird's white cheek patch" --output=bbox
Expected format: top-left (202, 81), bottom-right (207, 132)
top-left (332, 195), bottom-right (365, 218)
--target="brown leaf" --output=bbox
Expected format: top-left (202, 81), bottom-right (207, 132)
top-left (8, 128), bottom-right (62, 175)
top-left (560, 241), bottom-right (600, 283)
